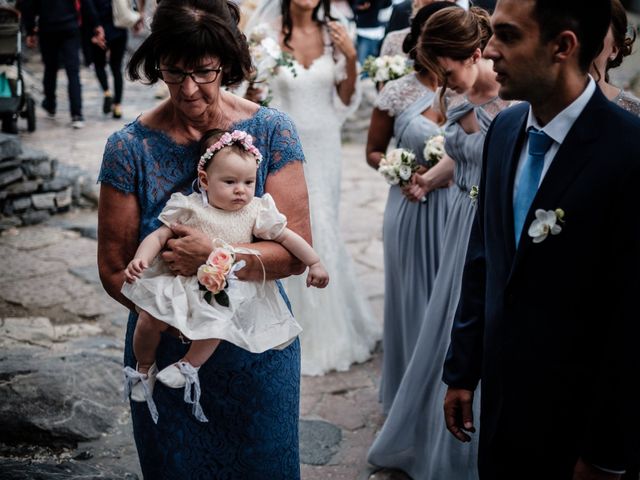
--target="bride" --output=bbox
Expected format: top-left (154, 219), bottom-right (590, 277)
top-left (244, 0), bottom-right (381, 376)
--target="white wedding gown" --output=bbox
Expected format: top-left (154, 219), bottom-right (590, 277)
top-left (268, 31), bottom-right (381, 376)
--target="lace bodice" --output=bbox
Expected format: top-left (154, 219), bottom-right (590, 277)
top-left (380, 29), bottom-right (409, 58)
top-left (613, 89), bottom-right (640, 116)
top-left (376, 73), bottom-right (430, 117)
top-left (158, 192), bottom-right (287, 244)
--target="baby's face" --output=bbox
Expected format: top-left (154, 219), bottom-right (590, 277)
top-left (203, 148), bottom-right (257, 211)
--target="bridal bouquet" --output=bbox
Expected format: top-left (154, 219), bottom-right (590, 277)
top-left (377, 148), bottom-right (419, 186)
top-left (362, 54), bottom-right (412, 83)
top-left (423, 133), bottom-right (446, 168)
top-left (247, 23), bottom-right (297, 105)
top-left (197, 244), bottom-right (244, 308)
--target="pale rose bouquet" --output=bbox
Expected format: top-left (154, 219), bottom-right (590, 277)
top-left (362, 54), bottom-right (412, 83)
top-left (377, 148), bottom-right (419, 187)
top-left (423, 133), bottom-right (446, 169)
top-left (247, 23), bottom-right (297, 106)
top-left (196, 244), bottom-right (243, 308)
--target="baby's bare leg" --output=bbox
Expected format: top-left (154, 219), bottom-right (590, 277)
top-left (183, 339), bottom-right (221, 368)
top-left (133, 310), bottom-right (169, 374)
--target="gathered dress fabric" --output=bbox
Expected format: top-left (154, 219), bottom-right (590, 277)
top-left (375, 73), bottom-right (450, 412)
top-left (368, 97), bottom-right (508, 479)
top-left (99, 107), bottom-right (303, 479)
top-left (121, 192), bottom-right (302, 353)
top-left (266, 24), bottom-right (381, 376)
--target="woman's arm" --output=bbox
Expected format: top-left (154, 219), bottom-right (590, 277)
top-left (366, 107), bottom-right (395, 169)
top-left (329, 21), bottom-right (359, 106)
top-left (97, 184), bottom-right (141, 310)
top-left (161, 161), bottom-right (311, 281)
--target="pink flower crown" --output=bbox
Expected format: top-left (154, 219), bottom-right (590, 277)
top-left (197, 130), bottom-right (263, 172)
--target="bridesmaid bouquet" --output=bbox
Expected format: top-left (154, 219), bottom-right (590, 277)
top-left (247, 23), bottom-right (297, 106)
top-left (423, 133), bottom-right (445, 168)
top-left (377, 148), bottom-right (419, 187)
top-left (361, 54), bottom-right (412, 83)
top-left (197, 244), bottom-right (244, 308)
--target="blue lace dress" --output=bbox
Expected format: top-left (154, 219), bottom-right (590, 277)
top-left (99, 107), bottom-right (302, 479)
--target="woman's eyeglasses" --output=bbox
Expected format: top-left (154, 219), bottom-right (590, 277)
top-left (157, 67), bottom-right (222, 84)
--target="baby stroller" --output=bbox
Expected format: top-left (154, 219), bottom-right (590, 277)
top-left (0, 5), bottom-right (35, 133)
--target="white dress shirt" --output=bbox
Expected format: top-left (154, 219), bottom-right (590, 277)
top-left (512, 77), bottom-right (596, 202)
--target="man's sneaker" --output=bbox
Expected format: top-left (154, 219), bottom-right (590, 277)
top-left (41, 100), bottom-right (55, 118)
top-left (71, 115), bottom-right (85, 129)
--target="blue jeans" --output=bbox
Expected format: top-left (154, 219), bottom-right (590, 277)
top-left (357, 35), bottom-right (382, 66)
top-left (39, 29), bottom-right (82, 117)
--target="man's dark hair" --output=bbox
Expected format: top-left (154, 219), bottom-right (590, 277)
top-left (533, 0), bottom-right (611, 72)
top-left (127, 0), bottom-right (252, 86)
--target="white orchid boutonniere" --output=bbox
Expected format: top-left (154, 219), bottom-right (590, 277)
top-left (528, 208), bottom-right (565, 243)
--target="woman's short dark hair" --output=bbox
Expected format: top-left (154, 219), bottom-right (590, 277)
top-left (402, 1), bottom-right (462, 72)
top-left (127, 0), bottom-right (252, 86)
top-left (608, 0), bottom-right (635, 74)
top-left (533, 0), bottom-right (611, 73)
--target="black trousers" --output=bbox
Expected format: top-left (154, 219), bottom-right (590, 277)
top-left (91, 34), bottom-right (127, 104)
top-left (39, 29), bottom-right (82, 117)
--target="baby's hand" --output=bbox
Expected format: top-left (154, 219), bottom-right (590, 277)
top-left (124, 258), bottom-right (148, 283)
top-left (306, 262), bottom-right (329, 289)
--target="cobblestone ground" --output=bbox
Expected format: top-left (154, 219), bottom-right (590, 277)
top-left (0, 46), bottom-right (388, 479)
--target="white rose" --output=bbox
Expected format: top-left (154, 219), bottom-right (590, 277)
top-left (398, 164), bottom-right (412, 181)
top-left (261, 37), bottom-right (281, 60)
top-left (385, 148), bottom-right (404, 165)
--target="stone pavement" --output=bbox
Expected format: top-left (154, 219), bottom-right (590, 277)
top-left (0, 48), bottom-right (391, 479)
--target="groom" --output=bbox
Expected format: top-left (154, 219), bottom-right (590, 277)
top-left (442, 0), bottom-right (640, 479)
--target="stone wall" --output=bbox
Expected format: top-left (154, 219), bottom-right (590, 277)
top-left (0, 134), bottom-right (97, 231)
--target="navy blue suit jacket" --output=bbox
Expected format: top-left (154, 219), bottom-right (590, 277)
top-left (443, 88), bottom-right (640, 478)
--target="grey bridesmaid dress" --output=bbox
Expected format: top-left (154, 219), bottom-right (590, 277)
top-left (369, 97), bottom-right (510, 479)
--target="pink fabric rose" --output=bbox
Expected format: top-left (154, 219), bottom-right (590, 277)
top-left (197, 264), bottom-right (226, 294)
top-left (207, 248), bottom-right (235, 275)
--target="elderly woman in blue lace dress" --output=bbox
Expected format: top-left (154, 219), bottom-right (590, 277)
top-left (96, 0), bottom-right (309, 477)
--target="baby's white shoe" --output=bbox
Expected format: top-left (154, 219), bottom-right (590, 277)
top-left (124, 363), bottom-right (158, 401)
top-left (156, 361), bottom-right (208, 422)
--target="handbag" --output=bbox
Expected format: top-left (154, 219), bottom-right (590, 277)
top-left (112, 0), bottom-right (141, 29)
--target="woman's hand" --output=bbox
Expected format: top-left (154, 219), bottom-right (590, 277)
top-left (327, 21), bottom-right (356, 62)
top-left (402, 173), bottom-right (429, 202)
top-left (161, 224), bottom-right (212, 276)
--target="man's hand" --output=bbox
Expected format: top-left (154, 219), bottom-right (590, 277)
top-left (161, 224), bottom-right (211, 276)
top-left (573, 458), bottom-right (622, 480)
top-left (444, 387), bottom-right (476, 442)
top-left (91, 26), bottom-right (106, 49)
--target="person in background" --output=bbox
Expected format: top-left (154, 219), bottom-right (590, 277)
top-left (350, 0), bottom-right (393, 64)
top-left (591, 0), bottom-right (640, 115)
top-left (20, 0), bottom-right (104, 129)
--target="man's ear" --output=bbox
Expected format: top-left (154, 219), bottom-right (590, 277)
top-left (552, 30), bottom-right (579, 64)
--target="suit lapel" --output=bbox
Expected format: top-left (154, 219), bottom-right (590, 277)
top-left (507, 90), bottom-right (607, 283)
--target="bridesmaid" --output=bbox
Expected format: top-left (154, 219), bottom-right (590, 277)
top-left (365, 1), bottom-right (458, 413)
top-left (368, 7), bottom-right (511, 479)
top-left (590, 0), bottom-right (640, 114)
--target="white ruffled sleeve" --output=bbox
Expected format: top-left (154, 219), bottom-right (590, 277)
top-left (158, 192), bottom-right (194, 227)
top-left (253, 193), bottom-right (288, 240)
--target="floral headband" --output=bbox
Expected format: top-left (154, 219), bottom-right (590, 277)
top-left (198, 130), bottom-right (263, 172)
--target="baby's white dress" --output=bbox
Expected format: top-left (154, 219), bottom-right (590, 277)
top-left (121, 192), bottom-right (302, 353)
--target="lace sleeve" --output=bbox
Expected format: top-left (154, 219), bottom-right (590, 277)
top-left (264, 109), bottom-right (305, 174)
top-left (98, 129), bottom-right (138, 194)
top-left (375, 74), bottom-right (424, 117)
top-left (379, 30), bottom-right (408, 58)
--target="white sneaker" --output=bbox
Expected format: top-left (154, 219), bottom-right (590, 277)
top-left (71, 115), bottom-right (85, 129)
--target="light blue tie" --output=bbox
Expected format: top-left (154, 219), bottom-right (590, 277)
top-left (513, 128), bottom-right (554, 245)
